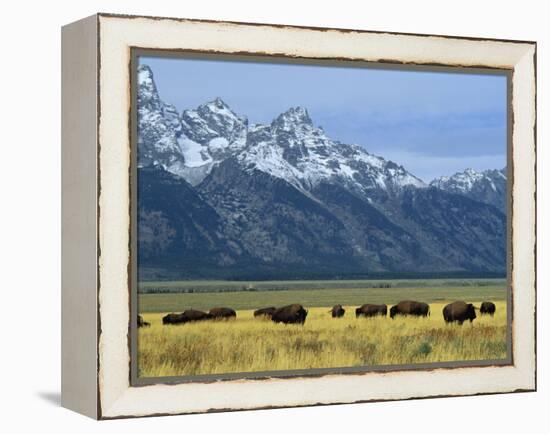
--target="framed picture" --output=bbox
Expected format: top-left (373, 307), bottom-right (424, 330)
top-left (61, 13), bottom-right (536, 419)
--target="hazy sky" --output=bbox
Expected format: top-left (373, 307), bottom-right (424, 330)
top-left (140, 55), bottom-right (507, 182)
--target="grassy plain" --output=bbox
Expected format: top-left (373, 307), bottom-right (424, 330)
top-left (138, 278), bottom-right (506, 293)
top-left (138, 282), bottom-right (507, 377)
top-left (138, 281), bottom-right (507, 313)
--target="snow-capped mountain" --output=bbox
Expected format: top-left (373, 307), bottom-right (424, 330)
top-left (430, 168), bottom-right (507, 211)
top-left (137, 64), bottom-right (425, 194)
top-left (242, 106), bottom-right (425, 195)
top-left (137, 65), bottom-right (187, 174)
top-left (181, 97), bottom-right (248, 152)
top-left (137, 64), bottom-right (507, 279)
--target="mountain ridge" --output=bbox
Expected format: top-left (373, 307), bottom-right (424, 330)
top-left (136, 64), bottom-right (507, 279)
top-left (137, 64), bottom-right (427, 196)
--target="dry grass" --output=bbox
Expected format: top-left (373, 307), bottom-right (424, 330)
top-left (137, 301), bottom-right (507, 378)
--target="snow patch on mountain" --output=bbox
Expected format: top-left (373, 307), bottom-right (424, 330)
top-left (209, 137), bottom-right (229, 151)
top-left (177, 136), bottom-right (212, 168)
top-left (240, 140), bottom-right (305, 190)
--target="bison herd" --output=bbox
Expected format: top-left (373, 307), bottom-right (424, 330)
top-left (137, 300), bottom-right (497, 327)
top-left (142, 304), bottom-right (309, 326)
top-left (159, 307), bottom-right (237, 325)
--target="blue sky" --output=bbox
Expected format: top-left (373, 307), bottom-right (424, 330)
top-left (139, 55), bottom-right (507, 182)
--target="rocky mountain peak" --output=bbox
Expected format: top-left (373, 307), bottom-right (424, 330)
top-left (137, 64), bottom-right (159, 105)
top-left (431, 168), bottom-right (492, 191)
top-left (210, 97), bottom-right (231, 110)
top-left (430, 167), bottom-right (507, 212)
top-left (181, 98), bottom-right (248, 147)
top-left (136, 64), bottom-right (186, 173)
top-left (197, 97), bottom-right (239, 117)
top-left (272, 106), bottom-right (313, 129)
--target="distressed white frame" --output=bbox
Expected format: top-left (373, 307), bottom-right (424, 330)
top-left (63, 13), bottom-right (536, 419)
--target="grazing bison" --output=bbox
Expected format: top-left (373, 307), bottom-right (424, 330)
top-left (162, 310), bottom-right (212, 325)
top-left (480, 301), bottom-right (496, 316)
top-left (209, 307), bottom-right (237, 320)
top-left (162, 312), bottom-right (185, 325)
top-left (355, 304), bottom-right (387, 318)
top-left (443, 301), bottom-right (477, 324)
top-left (254, 307), bottom-right (277, 318)
top-left (389, 301), bottom-right (430, 319)
top-left (181, 309), bottom-right (212, 322)
top-left (330, 304), bottom-right (346, 318)
top-left (271, 304), bottom-right (308, 325)
top-left (137, 315), bottom-right (150, 328)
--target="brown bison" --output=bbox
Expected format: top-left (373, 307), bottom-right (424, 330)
top-left (389, 301), bottom-right (430, 319)
top-left (162, 312), bottom-right (185, 325)
top-left (443, 301), bottom-right (477, 324)
top-left (254, 307), bottom-right (277, 318)
top-left (209, 307), bottom-right (237, 319)
top-left (271, 304), bottom-right (308, 325)
top-left (162, 309), bottom-right (212, 325)
top-left (181, 309), bottom-right (212, 322)
top-left (480, 301), bottom-right (496, 316)
top-left (330, 304), bottom-right (346, 318)
top-left (137, 315), bottom-right (150, 328)
top-left (355, 304), bottom-right (387, 318)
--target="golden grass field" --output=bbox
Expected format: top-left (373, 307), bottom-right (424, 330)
top-left (137, 301), bottom-right (507, 378)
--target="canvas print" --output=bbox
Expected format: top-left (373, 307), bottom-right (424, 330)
top-left (134, 54), bottom-right (509, 380)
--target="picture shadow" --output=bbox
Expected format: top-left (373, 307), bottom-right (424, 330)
top-left (37, 391), bottom-right (61, 407)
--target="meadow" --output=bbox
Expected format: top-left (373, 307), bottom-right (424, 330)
top-left (138, 277), bottom-right (506, 294)
top-left (138, 280), bottom-right (506, 312)
top-left (137, 280), bottom-right (508, 378)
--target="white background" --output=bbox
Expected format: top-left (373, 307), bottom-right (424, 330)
top-left (0, 0), bottom-right (546, 432)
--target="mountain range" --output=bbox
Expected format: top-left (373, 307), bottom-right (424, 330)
top-left (137, 64), bottom-right (507, 280)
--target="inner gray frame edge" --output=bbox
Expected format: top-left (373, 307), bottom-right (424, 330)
top-left (128, 48), bottom-right (514, 387)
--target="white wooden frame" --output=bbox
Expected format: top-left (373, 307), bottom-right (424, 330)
top-left (61, 13), bottom-right (536, 419)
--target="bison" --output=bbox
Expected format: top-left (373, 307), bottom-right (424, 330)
top-left (443, 301), bottom-right (477, 324)
top-left (162, 312), bottom-right (185, 325)
top-left (355, 304), bottom-right (387, 318)
top-left (389, 301), bottom-right (430, 319)
top-left (181, 309), bottom-right (212, 322)
top-left (330, 304), bottom-right (346, 318)
top-left (254, 307), bottom-right (277, 318)
top-left (480, 301), bottom-right (496, 316)
top-left (209, 307), bottom-right (237, 320)
top-left (271, 304), bottom-right (308, 325)
top-left (137, 314), bottom-right (150, 328)
top-left (162, 309), bottom-right (212, 325)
